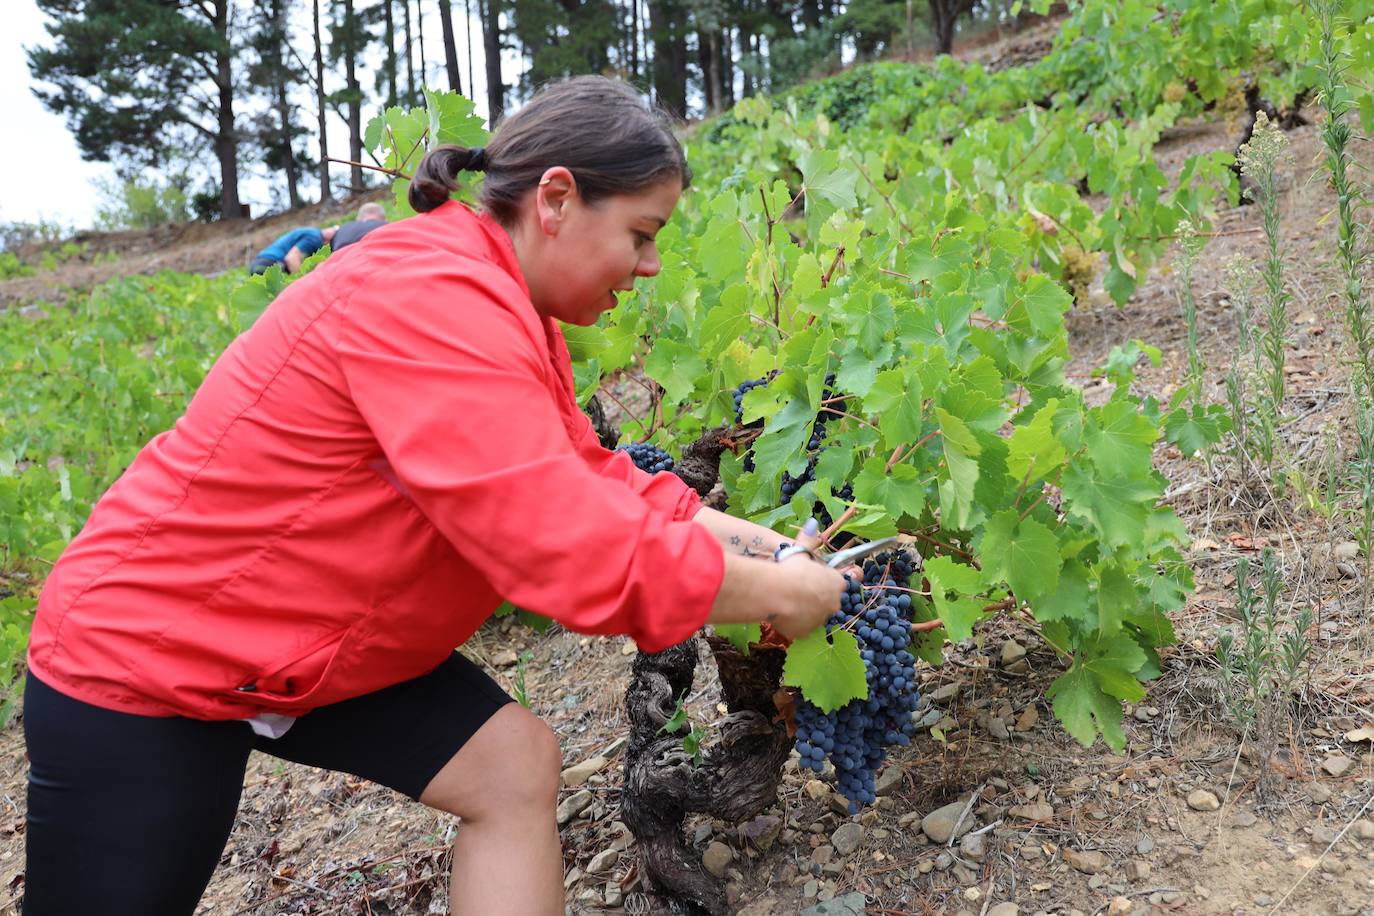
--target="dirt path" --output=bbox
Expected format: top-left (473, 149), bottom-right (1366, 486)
top-left (3, 77), bottom-right (1374, 916)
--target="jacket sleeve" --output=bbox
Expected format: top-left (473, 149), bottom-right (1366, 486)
top-left (569, 413), bottom-right (704, 521)
top-left (335, 258), bottom-right (723, 652)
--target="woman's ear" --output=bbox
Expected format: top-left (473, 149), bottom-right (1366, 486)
top-left (536, 167), bottom-right (577, 236)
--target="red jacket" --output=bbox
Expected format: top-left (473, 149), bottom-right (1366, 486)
top-left (28, 201), bottom-right (724, 719)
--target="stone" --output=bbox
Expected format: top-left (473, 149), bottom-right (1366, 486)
top-left (805, 780), bottom-right (831, 801)
top-left (1126, 860), bottom-right (1151, 882)
top-left (959, 832), bottom-right (987, 862)
top-left (1312, 824), bottom-right (1342, 846)
top-left (741, 815), bottom-right (784, 852)
top-left (556, 790), bottom-right (593, 825)
top-left (1186, 789), bottom-right (1220, 811)
top-left (1001, 641), bottom-right (1027, 666)
top-left (929, 683), bottom-right (961, 704)
top-left (702, 842), bottom-right (732, 879)
top-left (810, 845), bottom-right (835, 868)
top-left (1064, 848), bottom-right (1107, 874)
top-left (1322, 754), bottom-right (1354, 777)
top-left (1305, 783), bottom-right (1333, 804)
top-left (803, 879), bottom-right (819, 899)
top-left (874, 766), bottom-right (905, 796)
top-left (1135, 835), bottom-right (1155, 855)
top-left (934, 851), bottom-right (954, 871)
top-left (1014, 705), bottom-right (1038, 731)
top-left (922, 801), bottom-right (976, 844)
top-left (1106, 897), bottom-right (1133, 915)
top-left (1232, 810), bottom-right (1258, 828)
top-left (603, 882), bottom-right (624, 907)
top-left (987, 905), bottom-right (1019, 916)
top-left (832, 823), bottom-right (864, 856)
top-left (1321, 858), bottom-right (1348, 874)
top-left (1334, 541), bottom-right (1361, 561)
top-left (1351, 819), bottom-right (1374, 840)
top-left (986, 716), bottom-right (1010, 740)
top-left (898, 811), bottom-right (920, 827)
top-left (799, 892), bottom-right (868, 916)
top-left (492, 649), bottom-right (519, 667)
top-left (1008, 802), bottom-right (1054, 823)
top-left (560, 756), bottom-right (610, 788)
top-left (586, 848), bottom-right (618, 874)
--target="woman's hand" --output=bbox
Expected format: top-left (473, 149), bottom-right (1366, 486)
top-left (767, 523), bottom-right (848, 641)
top-left (705, 519), bottom-right (848, 642)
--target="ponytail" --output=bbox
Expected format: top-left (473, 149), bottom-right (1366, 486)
top-left (406, 77), bottom-right (689, 223)
top-left (408, 145), bottom-right (488, 213)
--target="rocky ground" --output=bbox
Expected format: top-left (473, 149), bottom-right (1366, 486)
top-left (3, 31), bottom-right (1374, 916)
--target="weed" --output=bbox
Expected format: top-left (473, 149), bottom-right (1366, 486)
top-left (1237, 111), bottom-right (1293, 415)
top-left (1216, 549), bottom-right (1313, 803)
top-left (512, 650), bottom-right (535, 709)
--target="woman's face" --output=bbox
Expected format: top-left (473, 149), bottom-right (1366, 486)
top-left (524, 173), bottom-right (681, 327)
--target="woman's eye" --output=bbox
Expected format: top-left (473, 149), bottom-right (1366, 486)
top-left (634, 232), bottom-right (652, 248)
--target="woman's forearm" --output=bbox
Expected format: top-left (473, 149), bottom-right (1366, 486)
top-left (691, 506), bottom-right (793, 560)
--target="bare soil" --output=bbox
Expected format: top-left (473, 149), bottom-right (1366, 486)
top-left (3, 42), bottom-right (1374, 916)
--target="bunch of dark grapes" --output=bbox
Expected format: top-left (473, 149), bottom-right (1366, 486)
top-left (732, 371), bottom-right (778, 424)
top-left (615, 442), bottom-right (675, 475)
top-left (793, 572), bottom-right (920, 813)
top-left (862, 549), bottom-right (915, 592)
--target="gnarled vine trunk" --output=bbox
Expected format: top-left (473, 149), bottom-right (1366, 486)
top-left (621, 636), bottom-right (791, 915)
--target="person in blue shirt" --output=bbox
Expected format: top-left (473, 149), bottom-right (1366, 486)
top-left (249, 225), bottom-right (338, 275)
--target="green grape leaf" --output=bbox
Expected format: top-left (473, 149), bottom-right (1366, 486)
top-left (1095, 561), bottom-right (1136, 634)
top-left (1007, 398), bottom-right (1068, 485)
top-left (866, 368), bottom-right (924, 444)
top-left (424, 88), bottom-right (489, 148)
top-left (980, 510), bottom-right (1061, 602)
top-left (1086, 401), bottom-right (1158, 479)
top-left (853, 456), bottom-right (925, 519)
top-left (1047, 662), bottom-right (1128, 752)
top-left (1163, 404), bottom-right (1226, 456)
top-left (643, 339), bottom-right (706, 407)
top-left (798, 149), bottom-right (859, 212)
top-left (1033, 559), bottom-right (1091, 624)
top-left (714, 623), bottom-right (762, 655)
top-left (783, 627), bottom-right (868, 713)
top-left (1060, 464), bottom-right (1161, 548)
top-left (924, 556), bottom-right (985, 642)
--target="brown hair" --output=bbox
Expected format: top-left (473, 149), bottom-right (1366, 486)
top-left (408, 76), bottom-right (691, 221)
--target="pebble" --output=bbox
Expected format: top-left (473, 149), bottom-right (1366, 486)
top-left (898, 810), bottom-right (921, 827)
top-left (1186, 789), bottom-right (1220, 811)
top-left (1001, 641), bottom-right (1027, 666)
top-left (929, 683), bottom-right (960, 704)
top-left (803, 878), bottom-right (819, 899)
top-left (874, 766), bottom-right (905, 796)
top-left (1014, 705), bottom-right (1038, 731)
top-left (799, 892), bottom-right (868, 916)
top-left (804, 780), bottom-right (831, 801)
top-left (1009, 802), bottom-right (1054, 822)
top-left (702, 842), bottom-right (732, 878)
top-left (959, 832), bottom-right (987, 862)
top-left (934, 851), bottom-right (954, 871)
top-left (603, 882), bottom-right (623, 907)
top-left (1135, 835), bottom-right (1155, 855)
top-left (740, 814), bottom-right (784, 851)
top-left (560, 756), bottom-right (610, 788)
top-left (1132, 705), bottom-right (1159, 722)
top-left (1064, 848), bottom-right (1107, 874)
top-left (1351, 819), bottom-right (1374, 840)
top-left (922, 801), bottom-right (976, 843)
top-left (1322, 754), bottom-right (1355, 777)
top-left (1305, 783), bottom-right (1333, 804)
top-left (492, 649), bottom-right (519, 667)
top-left (1232, 810), bottom-right (1258, 828)
top-left (1126, 860), bottom-right (1151, 882)
top-left (1107, 897), bottom-right (1133, 915)
top-left (917, 859), bottom-right (935, 874)
top-left (586, 848), bottom-right (618, 874)
top-left (987, 905), bottom-right (1019, 916)
top-left (555, 790), bottom-right (594, 825)
top-left (986, 716), bottom-right (1010, 740)
top-left (832, 823), bottom-right (864, 856)
top-left (810, 845), bottom-right (835, 868)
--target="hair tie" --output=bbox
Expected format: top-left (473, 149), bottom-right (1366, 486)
top-left (467, 147), bottom-right (487, 172)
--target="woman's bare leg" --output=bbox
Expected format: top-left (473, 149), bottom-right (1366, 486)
top-left (419, 703), bottom-right (564, 915)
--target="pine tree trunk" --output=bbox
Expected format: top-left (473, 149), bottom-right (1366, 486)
top-left (213, 0), bottom-right (242, 218)
top-left (718, 28), bottom-right (733, 108)
top-left (465, 0), bottom-right (475, 102)
top-left (344, 0), bottom-right (364, 194)
top-left (929, 0), bottom-right (956, 55)
top-left (272, 0), bottom-right (302, 208)
top-left (438, 0), bottom-right (463, 94)
top-left (313, 0), bottom-right (332, 201)
top-left (403, 0), bottom-right (416, 104)
top-left (480, 0), bottom-right (504, 123)
top-left (650, 0), bottom-right (687, 118)
top-left (384, 0), bottom-right (398, 106)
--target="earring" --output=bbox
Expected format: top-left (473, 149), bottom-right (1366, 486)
top-left (539, 178), bottom-right (551, 187)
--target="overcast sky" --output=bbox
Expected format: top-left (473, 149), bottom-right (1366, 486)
top-left (0, 1), bottom-right (504, 233)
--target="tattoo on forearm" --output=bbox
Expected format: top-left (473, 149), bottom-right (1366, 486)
top-left (751, 536), bottom-right (765, 548)
top-left (741, 547), bottom-right (757, 558)
top-left (729, 535), bottom-right (741, 546)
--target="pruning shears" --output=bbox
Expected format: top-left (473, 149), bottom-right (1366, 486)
top-left (774, 535), bottom-right (899, 569)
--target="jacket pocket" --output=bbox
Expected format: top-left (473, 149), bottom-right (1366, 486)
top-left (236, 625), bottom-right (350, 704)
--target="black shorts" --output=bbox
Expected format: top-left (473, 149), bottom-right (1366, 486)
top-left (21, 652), bottom-right (513, 916)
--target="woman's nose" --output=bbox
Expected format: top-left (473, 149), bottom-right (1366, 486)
top-left (635, 245), bottom-right (661, 278)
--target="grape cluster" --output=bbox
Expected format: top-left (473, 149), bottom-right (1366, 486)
top-left (793, 567), bottom-right (921, 813)
top-left (731, 371), bottom-right (778, 424)
top-left (615, 442), bottom-right (675, 475)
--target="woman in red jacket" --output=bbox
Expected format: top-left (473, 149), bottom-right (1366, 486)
top-left (21, 76), bottom-right (845, 915)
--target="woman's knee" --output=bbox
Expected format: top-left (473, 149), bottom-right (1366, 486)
top-left (421, 703), bottom-right (562, 819)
